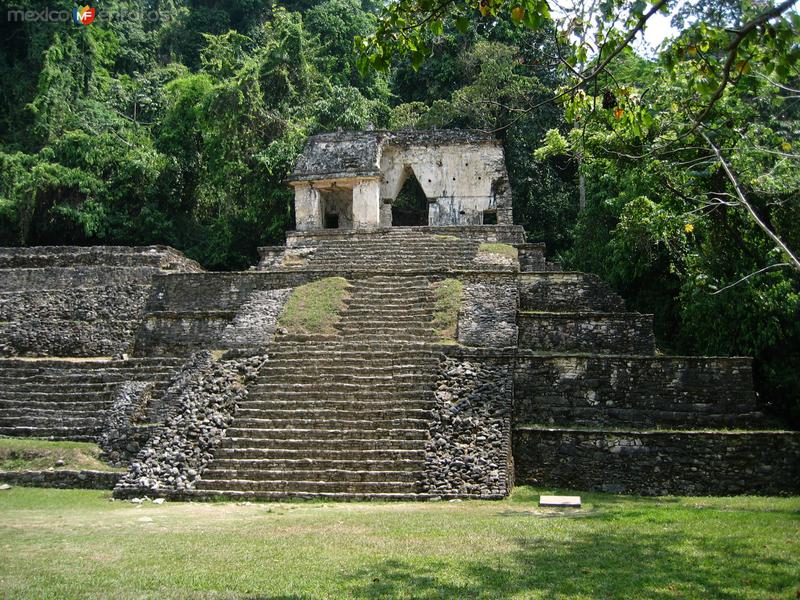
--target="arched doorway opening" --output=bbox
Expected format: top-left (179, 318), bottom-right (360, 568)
top-left (391, 171), bottom-right (429, 226)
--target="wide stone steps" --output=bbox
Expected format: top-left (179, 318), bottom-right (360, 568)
top-left (224, 427), bottom-right (428, 441)
top-left (191, 273), bottom-right (440, 500)
top-left (200, 467), bottom-right (421, 483)
top-left (0, 399), bottom-right (115, 411)
top-left (212, 447), bottom-right (426, 461)
top-left (0, 357), bottom-right (185, 441)
top-left (0, 407), bottom-right (108, 419)
top-left (235, 408), bottom-right (432, 421)
top-left (208, 458), bottom-right (424, 471)
top-left (239, 399), bottom-right (435, 411)
top-left (0, 425), bottom-right (99, 440)
top-left (194, 478), bottom-right (421, 494)
top-left (231, 417), bottom-right (429, 430)
top-left (218, 436), bottom-right (426, 451)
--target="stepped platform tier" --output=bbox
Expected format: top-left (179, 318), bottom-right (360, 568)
top-left (256, 226), bottom-right (530, 273)
top-left (0, 245), bottom-right (202, 358)
top-left (0, 357), bottom-right (186, 440)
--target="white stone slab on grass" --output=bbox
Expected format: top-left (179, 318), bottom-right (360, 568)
top-left (539, 495), bottom-right (581, 507)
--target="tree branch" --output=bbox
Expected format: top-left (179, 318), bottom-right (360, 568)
top-left (702, 130), bottom-right (800, 272)
top-left (710, 262), bottom-right (792, 294)
top-left (691, 0), bottom-right (799, 128)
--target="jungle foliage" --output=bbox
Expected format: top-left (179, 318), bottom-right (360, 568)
top-left (0, 0), bottom-right (797, 421)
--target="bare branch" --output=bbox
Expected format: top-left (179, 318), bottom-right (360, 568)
top-left (702, 130), bottom-right (800, 272)
top-left (710, 263), bottom-right (792, 294)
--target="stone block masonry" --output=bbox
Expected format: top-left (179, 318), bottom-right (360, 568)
top-left (518, 272), bottom-right (625, 312)
top-left (514, 354), bottom-right (762, 429)
top-left (517, 312), bottom-right (655, 354)
top-left (458, 275), bottom-right (519, 348)
top-left (0, 246), bottom-right (202, 357)
top-left (513, 427), bottom-right (800, 496)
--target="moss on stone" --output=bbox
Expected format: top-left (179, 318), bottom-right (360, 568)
top-left (478, 243), bottom-right (518, 259)
top-left (0, 438), bottom-right (121, 472)
top-left (277, 277), bottom-right (350, 335)
top-left (432, 278), bottom-right (463, 341)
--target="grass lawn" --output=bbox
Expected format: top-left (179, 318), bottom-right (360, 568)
top-left (0, 438), bottom-right (121, 472)
top-left (0, 487), bottom-right (797, 599)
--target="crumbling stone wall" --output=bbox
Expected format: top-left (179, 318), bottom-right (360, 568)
top-left (114, 352), bottom-right (263, 498)
top-left (519, 272), bottom-right (625, 311)
top-left (514, 427), bottom-right (800, 496)
top-left (457, 275), bottom-right (518, 348)
top-left (0, 246), bottom-right (201, 357)
top-left (514, 354), bottom-right (763, 429)
top-left (98, 382), bottom-right (155, 466)
top-left (422, 352), bottom-right (513, 497)
top-left (517, 312), bottom-right (655, 354)
top-left (134, 274), bottom-right (296, 356)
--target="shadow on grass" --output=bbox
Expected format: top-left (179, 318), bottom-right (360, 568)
top-left (340, 511), bottom-right (800, 599)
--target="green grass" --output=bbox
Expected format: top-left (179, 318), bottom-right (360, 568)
top-left (277, 277), bottom-right (351, 336)
top-left (431, 278), bottom-right (463, 341)
top-left (0, 487), bottom-right (797, 599)
top-left (478, 242), bottom-right (519, 259)
top-left (0, 437), bottom-right (121, 472)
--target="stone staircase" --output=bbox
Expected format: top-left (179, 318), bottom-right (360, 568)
top-left (0, 358), bottom-right (186, 440)
top-left (193, 275), bottom-right (442, 499)
top-left (261, 229), bottom-right (483, 272)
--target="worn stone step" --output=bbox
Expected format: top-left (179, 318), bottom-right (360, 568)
top-left (224, 427), bottom-right (428, 441)
top-left (251, 374), bottom-right (434, 387)
top-left (235, 409), bottom-right (431, 422)
top-left (261, 359), bottom-right (437, 370)
top-left (201, 467), bottom-right (421, 483)
top-left (218, 436), bottom-right (426, 451)
top-left (207, 458), bottom-right (424, 471)
top-left (188, 489), bottom-right (443, 501)
top-left (239, 399), bottom-right (435, 410)
top-left (0, 399), bottom-right (113, 411)
top-left (0, 425), bottom-right (99, 439)
top-left (249, 383), bottom-right (434, 395)
top-left (231, 417), bottom-right (430, 430)
top-left (246, 391), bottom-right (435, 403)
top-left (0, 390), bottom-right (113, 402)
top-left (193, 478), bottom-right (421, 494)
top-left (212, 447), bottom-right (426, 460)
top-left (0, 407), bottom-right (108, 419)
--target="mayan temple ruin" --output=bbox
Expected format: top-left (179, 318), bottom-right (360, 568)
top-left (1, 129), bottom-right (798, 499)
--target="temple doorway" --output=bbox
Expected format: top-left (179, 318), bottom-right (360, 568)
top-left (391, 172), bottom-right (429, 226)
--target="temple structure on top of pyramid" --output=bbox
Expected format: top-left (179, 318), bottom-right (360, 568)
top-left (286, 129), bottom-right (513, 230)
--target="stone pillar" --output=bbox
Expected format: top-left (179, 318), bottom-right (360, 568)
top-left (352, 179), bottom-right (381, 228)
top-left (293, 183), bottom-right (322, 231)
top-left (380, 201), bottom-right (393, 227)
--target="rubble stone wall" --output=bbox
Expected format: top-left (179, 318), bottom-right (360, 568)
top-left (514, 427), bottom-right (800, 496)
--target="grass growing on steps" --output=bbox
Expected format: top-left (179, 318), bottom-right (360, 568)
top-left (0, 437), bottom-right (121, 472)
top-left (432, 278), bottom-right (463, 342)
top-left (0, 486), bottom-right (798, 599)
top-left (277, 277), bottom-right (351, 336)
top-left (478, 242), bottom-right (519, 259)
